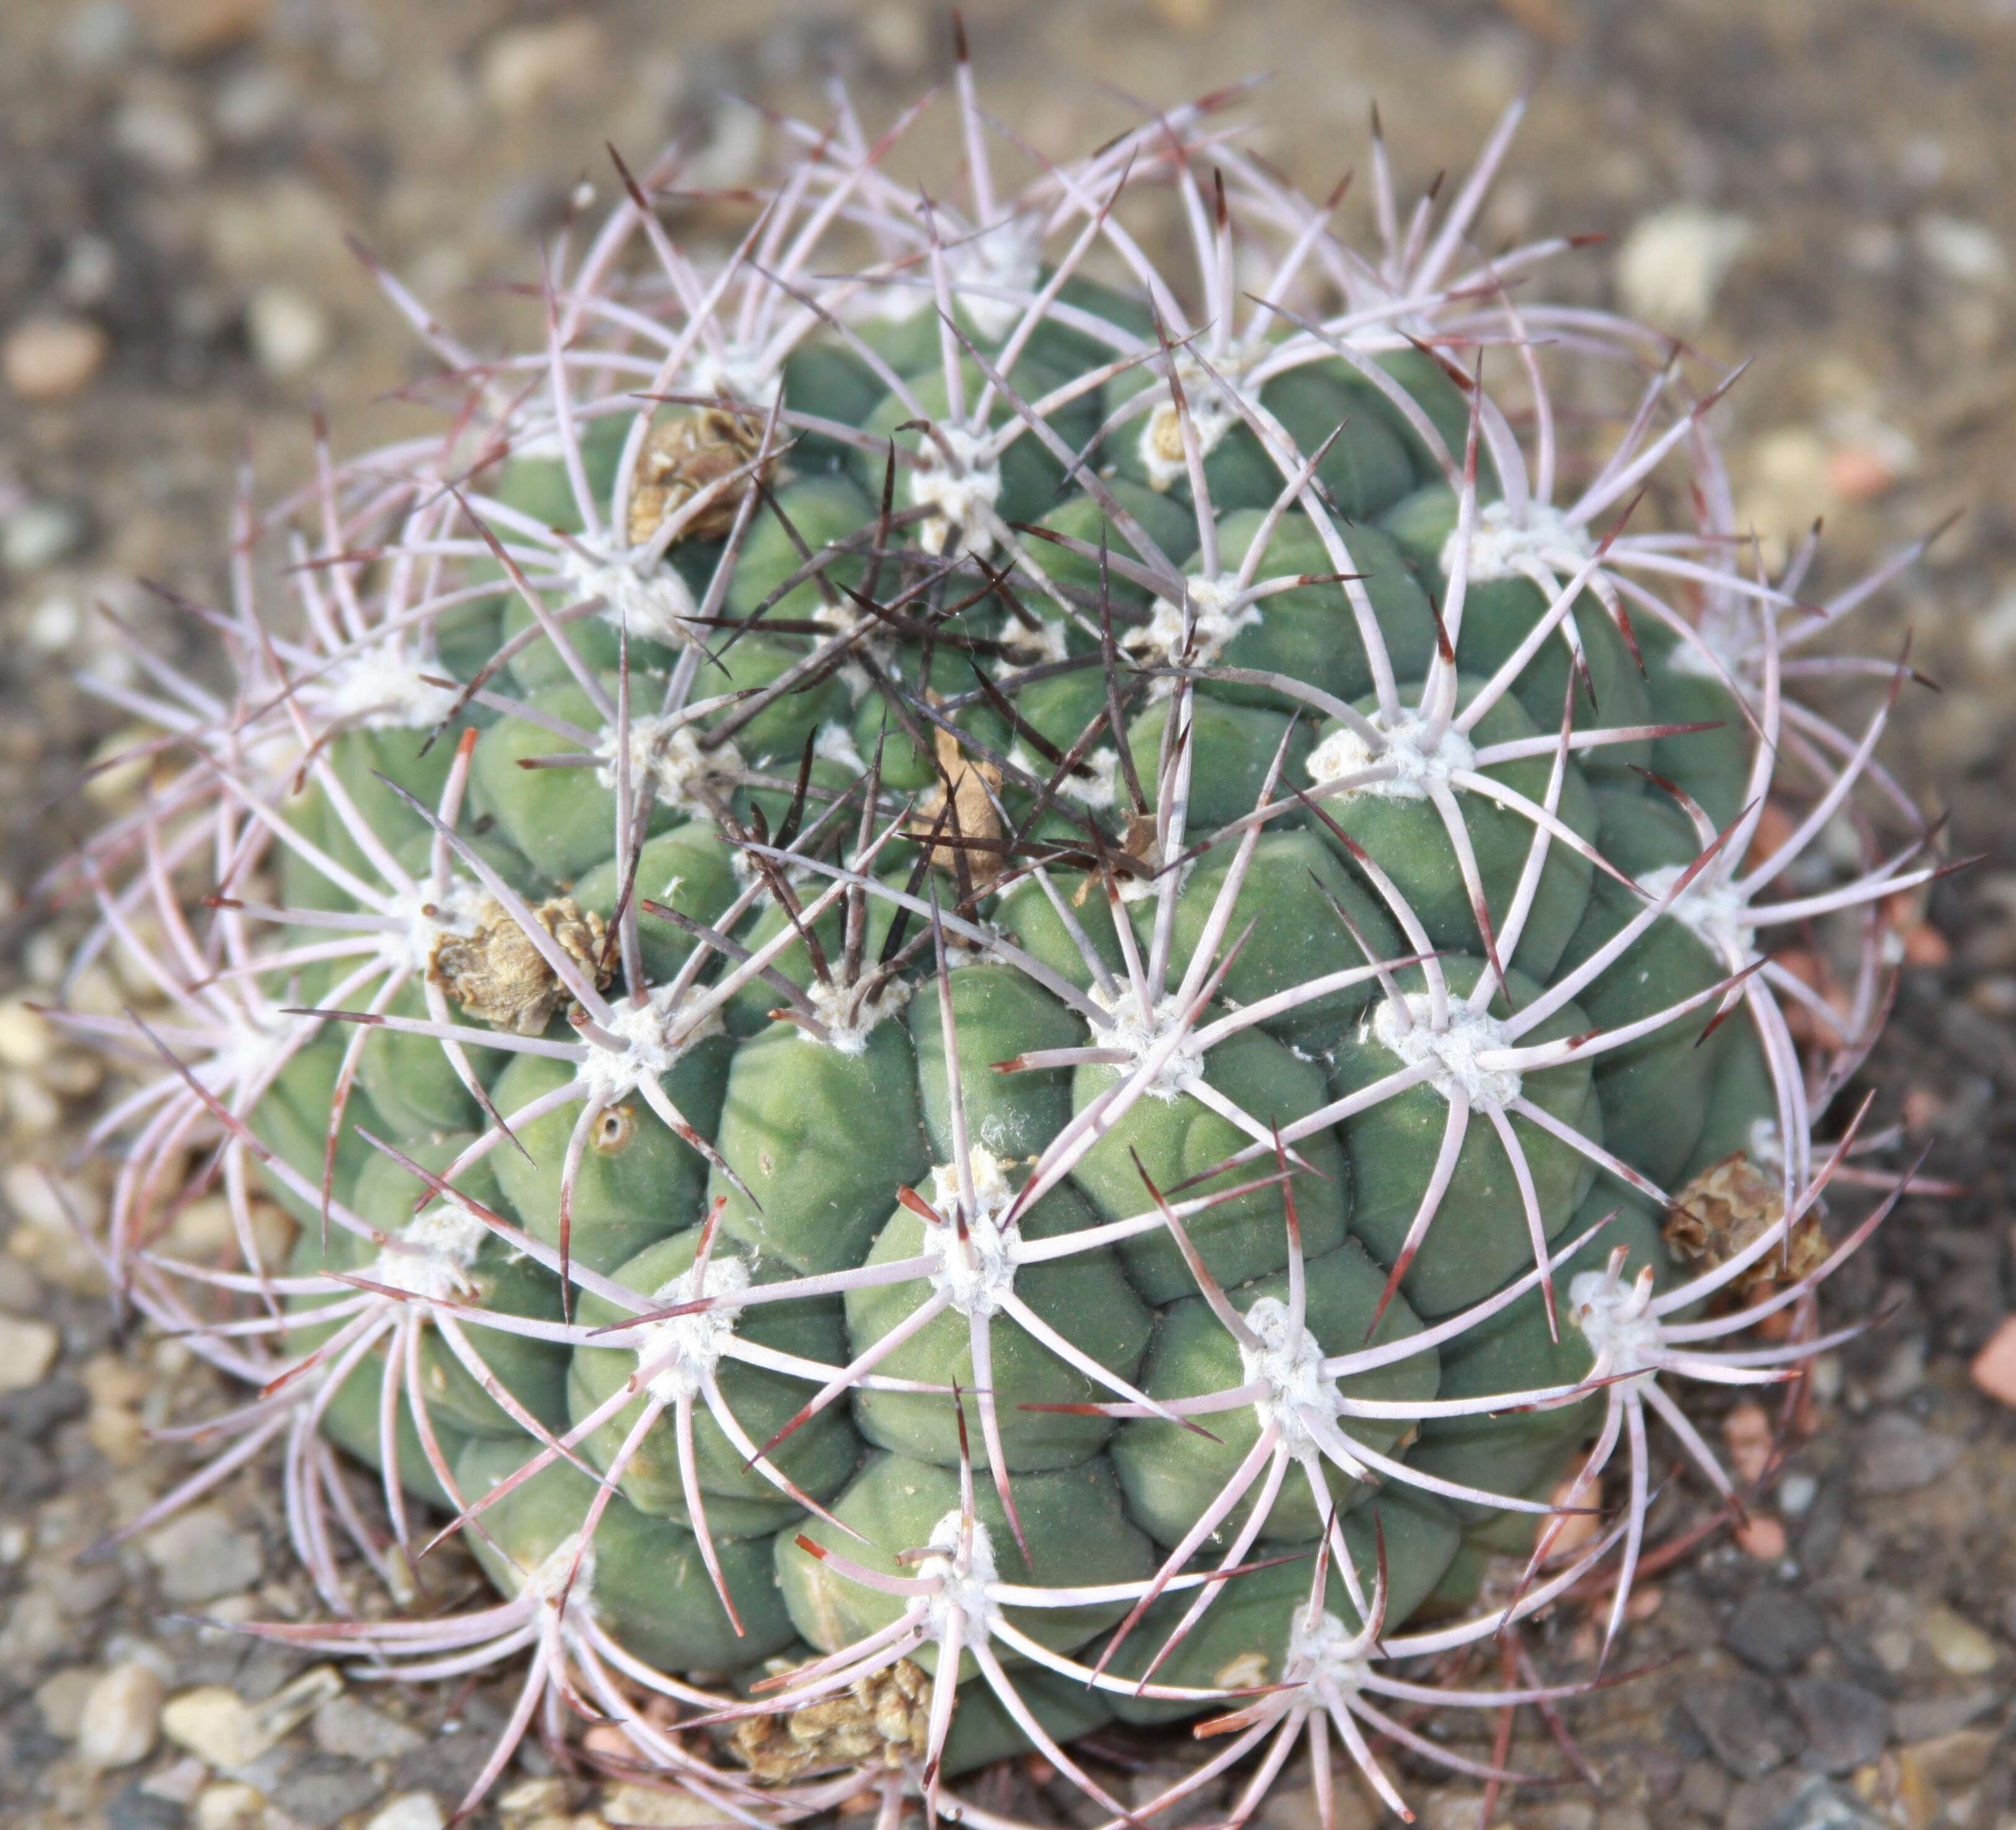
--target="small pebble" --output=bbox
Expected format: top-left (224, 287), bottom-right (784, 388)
top-left (192, 1782), bottom-right (267, 1830)
top-left (1778, 1472), bottom-right (1819, 1517)
top-left (0, 1315), bottom-right (60, 1392)
top-left (479, 17), bottom-right (602, 114)
top-left (1920, 1604), bottom-right (2000, 1675)
top-left (245, 284), bottom-right (331, 379)
top-left (35, 1666), bottom-right (100, 1738)
top-left (1850, 1413), bottom-right (1963, 1495)
top-left (1903, 1726), bottom-right (1996, 1785)
top-left (2, 315), bottom-right (109, 401)
top-left (1914, 213), bottom-right (2009, 286)
top-left (1966, 1314), bottom-right (2016, 1406)
top-left (1758, 1778), bottom-right (1889, 1829)
top-left (138, 0), bottom-right (270, 58)
top-left (79, 1661), bottom-right (168, 1769)
top-left (1783, 1677), bottom-right (1889, 1774)
top-left (1727, 1589), bottom-right (1827, 1674)
top-left (1735, 1515), bottom-right (1789, 1560)
top-left (364, 1796), bottom-right (447, 1830)
top-left (104, 1784), bottom-right (186, 1830)
top-left (113, 95), bottom-right (209, 175)
top-left (269, 1752), bottom-right (388, 1824)
top-left (312, 1693), bottom-right (425, 1760)
top-left (1890, 1687), bottom-right (1998, 1741)
top-left (143, 1504), bottom-right (264, 1604)
top-left (1614, 204), bottom-right (1753, 331)
top-left (2, 501), bottom-right (87, 572)
top-left (1682, 1668), bottom-right (1807, 1778)
top-left (58, 0), bottom-right (139, 69)
top-left (163, 1690), bottom-right (268, 1771)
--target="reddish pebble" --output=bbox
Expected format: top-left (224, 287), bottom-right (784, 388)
top-left (1968, 1315), bottom-right (2016, 1407)
top-left (1724, 1400), bottom-right (1774, 1485)
top-left (1735, 1515), bottom-right (1788, 1559)
top-left (1827, 443), bottom-right (1896, 503)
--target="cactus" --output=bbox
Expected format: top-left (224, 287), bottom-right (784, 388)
top-left (55, 42), bottom-right (1944, 1829)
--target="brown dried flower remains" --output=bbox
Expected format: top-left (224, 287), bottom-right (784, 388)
top-left (731, 1657), bottom-right (931, 1781)
top-left (1663, 1153), bottom-right (1826, 1300)
top-left (627, 405), bottom-right (769, 546)
top-left (427, 896), bottom-right (612, 1036)
top-left (911, 725), bottom-right (1005, 889)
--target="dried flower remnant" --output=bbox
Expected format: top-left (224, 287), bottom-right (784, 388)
top-left (731, 1657), bottom-right (931, 1780)
top-left (428, 896), bottom-right (611, 1035)
top-left (627, 405), bottom-right (772, 547)
top-left (1663, 1153), bottom-right (1826, 1300)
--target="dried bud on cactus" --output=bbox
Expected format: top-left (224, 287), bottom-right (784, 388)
top-left (428, 895), bottom-right (611, 1035)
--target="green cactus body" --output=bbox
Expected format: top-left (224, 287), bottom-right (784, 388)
top-left (97, 142), bottom-right (1885, 1813)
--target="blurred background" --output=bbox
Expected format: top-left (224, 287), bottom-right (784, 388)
top-left (1, 3), bottom-right (2013, 1828)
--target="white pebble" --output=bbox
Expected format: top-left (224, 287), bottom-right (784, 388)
top-left (79, 1661), bottom-right (167, 1769)
top-left (113, 97), bottom-right (209, 176)
top-left (0, 1001), bottom-right (52, 1068)
top-left (0, 1315), bottom-right (60, 1393)
top-left (1915, 213), bottom-right (2009, 287)
top-left (246, 285), bottom-right (330, 379)
top-left (3, 502), bottom-right (86, 572)
top-left (1614, 204), bottom-right (1753, 332)
top-left (365, 1795), bottom-right (448, 1830)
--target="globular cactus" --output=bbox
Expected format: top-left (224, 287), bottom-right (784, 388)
top-left (57, 40), bottom-right (1943, 1829)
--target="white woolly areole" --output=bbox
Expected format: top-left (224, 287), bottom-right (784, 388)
top-left (909, 427), bottom-right (1002, 559)
top-left (1139, 352), bottom-right (1253, 492)
top-left (1090, 982), bottom-right (1204, 1101)
top-left (1128, 573), bottom-right (1260, 674)
top-left (1372, 995), bottom-right (1522, 1108)
top-left (924, 1147), bottom-right (1023, 1318)
top-left (687, 348), bottom-right (782, 409)
top-left (575, 987), bottom-right (720, 1105)
top-left (1008, 743), bottom-right (1119, 810)
top-left (813, 720), bottom-right (866, 776)
top-left (1306, 707), bottom-right (1475, 803)
top-left (1442, 499), bottom-right (1593, 586)
top-left (1237, 1295), bottom-right (1336, 1459)
top-left (1568, 1265), bottom-right (1663, 1387)
top-left (636, 1253), bottom-right (753, 1404)
top-left (1288, 1607), bottom-right (1370, 1692)
top-left (920, 1508), bottom-right (999, 1637)
top-left (522, 1531), bottom-right (597, 1614)
top-left (317, 643), bottom-right (462, 732)
top-left (860, 227), bottom-right (1040, 344)
top-left (594, 712), bottom-right (734, 817)
top-left (1638, 863), bottom-right (1755, 962)
top-left (957, 227), bottom-right (1044, 342)
top-left (386, 877), bottom-right (486, 973)
top-left (802, 971), bottom-right (912, 1056)
top-left (368, 1199), bottom-right (490, 1303)
top-left (566, 549), bottom-right (698, 645)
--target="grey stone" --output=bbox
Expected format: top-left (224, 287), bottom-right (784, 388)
top-left (1784, 1678), bottom-right (1889, 1774)
top-left (268, 1752), bottom-right (387, 1827)
top-left (0, 1376), bottom-right (88, 1438)
top-left (1681, 1670), bottom-right (1807, 1778)
top-left (1889, 1687), bottom-right (1999, 1740)
top-left (1850, 1414), bottom-right (1963, 1495)
top-left (1760, 1777), bottom-right (1891, 1829)
top-left (104, 1784), bottom-right (184, 1830)
top-left (1727, 1591), bottom-right (1828, 1674)
top-left (1729, 1771), bottom-right (1812, 1830)
top-left (312, 1693), bottom-right (425, 1762)
top-left (143, 1505), bottom-right (264, 1605)
top-left (3, 1439), bottom-right (58, 1502)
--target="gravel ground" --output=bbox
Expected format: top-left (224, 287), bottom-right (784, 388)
top-left (3, 3), bottom-right (2014, 1828)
